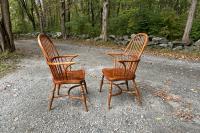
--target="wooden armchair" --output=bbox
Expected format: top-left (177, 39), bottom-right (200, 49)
top-left (99, 33), bottom-right (148, 109)
top-left (38, 34), bottom-right (88, 111)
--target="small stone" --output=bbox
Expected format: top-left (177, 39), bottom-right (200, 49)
top-left (14, 117), bottom-right (19, 121)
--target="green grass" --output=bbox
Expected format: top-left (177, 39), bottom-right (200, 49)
top-left (0, 51), bottom-right (23, 77)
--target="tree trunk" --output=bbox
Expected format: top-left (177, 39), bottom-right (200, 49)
top-left (182, 0), bottom-right (197, 45)
top-left (100, 0), bottom-right (109, 41)
top-left (0, 0), bottom-right (15, 52)
top-left (34, 0), bottom-right (45, 33)
top-left (66, 0), bottom-right (70, 36)
top-left (60, 0), bottom-right (66, 39)
top-left (89, 0), bottom-right (95, 27)
top-left (18, 0), bottom-right (36, 31)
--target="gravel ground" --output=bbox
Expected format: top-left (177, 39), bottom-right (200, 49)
top-left (0, 39), bottom-right (200, 133)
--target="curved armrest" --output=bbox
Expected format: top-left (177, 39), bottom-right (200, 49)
top-left (62, 54), bottom-right (79, 58)
top-left (107, 52), bottom-right (124, 57)
top-left (51, 54), bottom-right (78, 63)
top-left (118, 59), bottom-right (140, 63)
top-left (47, 61), bottom-right (75, 69)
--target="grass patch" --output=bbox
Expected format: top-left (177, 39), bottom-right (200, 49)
top-left (145, 47), bottom-right (200, 61)
top-left (0, 51), bottom-right (23, 77)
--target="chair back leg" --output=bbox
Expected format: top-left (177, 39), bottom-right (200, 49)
top-left (108, 81), bottom-right (113, 109)
top-left (99, 75), bottom-right (104, 92)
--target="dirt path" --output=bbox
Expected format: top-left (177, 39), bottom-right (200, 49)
top-left (0, 39), bottom-right (200, 133)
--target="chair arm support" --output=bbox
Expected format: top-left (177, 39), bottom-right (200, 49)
top-left (117, 59), bottom-right (140, 70)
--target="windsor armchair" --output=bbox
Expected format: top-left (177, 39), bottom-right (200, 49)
top-left (99, 33), bottom-right (148, 109)
top-left (38, 34), bottom-right (88, 111)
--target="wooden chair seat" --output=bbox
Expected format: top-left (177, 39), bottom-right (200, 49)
top-left (102, 68), bottom-right (134, 81)
top-left (54, 69), bottom-right (85, 84)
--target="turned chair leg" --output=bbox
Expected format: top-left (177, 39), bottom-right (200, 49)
top-left (80, 84), bottom-right (88, 112)
top-left (132, 79), bottom-right (142, 105)
top-left (48, 83), bottom-right (56, 111)
top-left (83, 80), bottom-right (88, 94)
top-left (57, 84), bottom-right (61, 96)
top-left (108, 81), bottom-right (113, 110)
top-left (99, 75), bottom-right (104, 92)
top-left (125, 80), bottom-right (129, 90)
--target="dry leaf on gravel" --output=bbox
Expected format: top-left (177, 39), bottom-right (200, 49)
top-left (173, 109), bottom-right (194, 121)
top-left (153, 90), bottom-right (181, 102)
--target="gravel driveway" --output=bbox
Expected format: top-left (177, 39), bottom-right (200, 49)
top-left (0, 39), bottom-right (200, 133)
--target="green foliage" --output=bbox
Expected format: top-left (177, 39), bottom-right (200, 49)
top-left (8, 0), bottom-right (200, 41)
top-left (191, 17), bottom-right (200, 41)
top-left (109, 9), bottom-right (136, 35)
top-left (68, 14), bottom-right (100, 37)
top-left (159, 10), bottom-right (186, 40)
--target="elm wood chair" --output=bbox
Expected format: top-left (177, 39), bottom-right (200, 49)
top-left (38, 33), bottom-right (88, 112)
top-left (99, 33), bottom-right (148, 109)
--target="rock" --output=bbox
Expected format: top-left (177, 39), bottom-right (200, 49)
top-left (131, 34), bottom-right (136, 39)
top-left (147, 41), bottom-right (156, 46)
top-left (152, 37), bottom-right (168, 45)
top-left (159, 43), bottom-right (168, 48)
top-left (172, 41), bottom-right (186, 48)
top-left (56, 32), bottom-right (62, 38)
top-left (194, 40), bottom-right (200, 48)
top-left (148, 35), bottom-right (155, 41)
top-left (173, 46), bottom-right (183, 51)
top-left (168, 42), bottom-right (173, 48)
top-left (109, 35), bottom-right (116, 40)
top-left (94, 37), bottom-right (102, 41)
top-left (123, 35), bottom-right (129, 41)
top-left (121, 40), bottom-right (129, 45)
top-left (118, 36), bottom-right (123, 40)
top-left (78, 34), bottom-right (90, 39)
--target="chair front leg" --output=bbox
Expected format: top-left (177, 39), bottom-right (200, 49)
top-left (83, 80), bottom-right (88, 94)
top-left (108, 81), bottom-right (113, 110)
top-left (57, 84), bottom-right (61, 96)
top-left (125, 80), bottom-right (129, 90)
top-left (132, 79), bottom-right (142, 105)
top-left (48, 83), bottom-right (56, 111)
top-left (80, 84), bottom-right (88, 112)
top-left (99, 75), bottom-right (104, 92)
